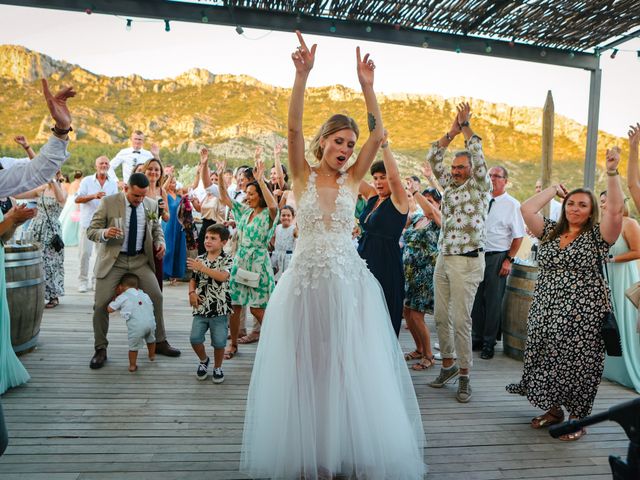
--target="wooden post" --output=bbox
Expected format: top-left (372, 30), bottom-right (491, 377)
top-left (541, 90), bottom-right (554, 218)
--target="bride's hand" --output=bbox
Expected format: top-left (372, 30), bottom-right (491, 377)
top-left (291, 30), bottom-right (317, 75)
top-left (356, 47), bottom-right (376, 88)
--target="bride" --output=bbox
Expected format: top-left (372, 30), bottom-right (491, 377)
top-left (240, 31), bottom-right (426, 479)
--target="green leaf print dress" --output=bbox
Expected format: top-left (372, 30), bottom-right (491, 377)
top-left (229, 200), bottom-right (279, 308)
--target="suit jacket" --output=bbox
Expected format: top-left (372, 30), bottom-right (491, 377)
top-left (87, 192), bottom-right (165, 279)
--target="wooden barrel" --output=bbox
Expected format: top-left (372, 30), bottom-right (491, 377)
top-left (502, 263), bottom-right (538, 361)
top-left (6, 244), bottom-right (44, 355)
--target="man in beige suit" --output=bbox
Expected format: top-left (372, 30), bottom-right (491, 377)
top-left (87, 173), bottom-right (180, 369)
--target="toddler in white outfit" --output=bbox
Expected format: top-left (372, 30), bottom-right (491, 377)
top-left (107, 273), bottom-right (156, 372)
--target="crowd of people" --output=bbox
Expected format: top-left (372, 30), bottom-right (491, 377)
top-left (1, 31), bottom-right (640, 478)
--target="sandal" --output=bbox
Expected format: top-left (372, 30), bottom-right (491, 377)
top-left (238, 333), bottom-right (260, 344)
top-left (404, 350), bottom-right (423, 361)
top-left (412, 356), bottom-right (435, 371)
top-left (531, 409), bottom-right (564, 429)
top-left (224, 345), bottom-right (238, 360)
top-left (559, 428), bottom-right (586, 441)
top-left (45, 298), bottom-right (59, 309)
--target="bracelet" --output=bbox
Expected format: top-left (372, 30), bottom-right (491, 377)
top-left (459, 121), bottom-right (470, 128)
top-left (381, 142), bottom-right (389, 149)
top-left (23, 145), bottom-right (30, 150)
top-left (445, 132), bottom-right (453, 141)
top-left (606, 169), bottom-right (619, 176)
top-left (51, 125), bottom-right (73, 135)
top-left (188, 291), bottom-right (196, 295)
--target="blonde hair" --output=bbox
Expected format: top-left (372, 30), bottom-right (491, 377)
top-left (309, 114), bottom-right (360, 161)
top-left (141, 157), bottom-right (165, 188)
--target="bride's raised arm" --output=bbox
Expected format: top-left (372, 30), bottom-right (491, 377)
top-left (347, 47), bottom-right (385, 183)
top-left (288, 30), bottom-right (316, 185)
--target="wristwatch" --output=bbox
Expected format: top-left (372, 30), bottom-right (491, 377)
top-left (506, 255), bottom-right (515, 263)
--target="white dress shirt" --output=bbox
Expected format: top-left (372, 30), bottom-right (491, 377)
top-left (121, 198), bottom-right (146, 253)
top-left (485, 192), bottom-right (526, 252)
top-left (76, 174), bottom-right (119, 228)
top-left (0, 156), bottom-right (30, 170)
top-left (550, 199), bottom-right (562, 222)
top-left (0, 136), bottom-right (69, 197)
top-left (108, 147), bottom-right (153, 183)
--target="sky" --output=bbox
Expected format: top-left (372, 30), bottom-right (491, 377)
top-left (0, 4), bottom-right (639, 138)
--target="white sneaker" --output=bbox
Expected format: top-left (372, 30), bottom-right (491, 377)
top-left (78, 285), bottom-right (88, 293)
top-left (434, 342), bottom-right (440, 351)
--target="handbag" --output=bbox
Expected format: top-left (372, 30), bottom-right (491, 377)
top-left (40, 193), bottom-right (65, 253)
top-left (235, 267), bottom-right (260, 288)
top-left (591, 229), bottom-right (622, 356)
top-left (624, 281), bottom-right (640, 308)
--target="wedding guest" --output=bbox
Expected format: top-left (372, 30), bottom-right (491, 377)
top-left (209, 156), bottom-right (278, 360)
top-left (507, 148), bottom-right (623, 441)
top-left (0, 205), bottom-right (37, 394)
top-left (108, 130), bottom-right (154, 184)
top-left (0, 80), bottom-right (74, 197)
top-left (75, 156), bottom-right (118, 292)
top-left (87, 172), bottom-right (180, 370)
top-left (141, 157), bottom-right (169, 288)
top-left (187, 224), bottom-right (233, 384)
top-left (16, 172), bottom-right (67, 308)
top-left (270, 205), bottom-right (297, 282)
top-left (59, 169), bottom-right (83, 247)
top-left (358, 132), bottom-right (409, 336)
top-left (162, 175), bottom-right (187, 285)
top-left (427, 102), bottom-right (490, 403)
top-left (402, 187), bottom-right (441, 371)
top-left (107, 273), bottom-right (156, 373)
top-left (471, 166), bottom-right (525, 359)
top-left (192, 148), bottom-right (226, 256)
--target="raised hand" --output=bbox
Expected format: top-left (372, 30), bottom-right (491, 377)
top-left (292, 30), bottom-right (317, 74)
top-left (456, 102), bottom-right (472, 127)
top-left (42, 79), bottom-right (75, 130)
top-left (215, 159), bottom-right (226, 176)
top-left (422, 162), bottom-right (433, 180)
top-left (629, 123), bottom-right (640, 148)
top-left (255, 146), bottom-right (263, 162)
top-left (13, 136), bottom-right (28, 148)
top-left (554, 183), bottom-right (569, 199)
top-left (606, 146), bottom-right (622, 172)
top-left (356, 46), bottom-right (376, 87)
top-left (254, 155), bottom-right (265, 181)
top-left (274, 142), bottom-right (283, 156)
top-left (150, 143), bottom-right (160, 158)
top-left (200, 147), bottom-right (209, 165)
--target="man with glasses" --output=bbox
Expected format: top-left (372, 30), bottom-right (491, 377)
top-left (471, 166), bottom-right (525, 360)
top-left (426, 102), bottom-right (490, 403)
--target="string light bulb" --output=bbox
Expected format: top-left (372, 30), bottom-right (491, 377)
top-left (201, 12), bottom-right (208, 23)
top-left (540, 49), bottom-right (547, 57)
top-left (329, 23), bottom-right (336, 33)
top-left (235, 25), bottom-right (244, 35)
top-left (610, 49), bottom-right (618, 59)
top-left (455, 46), bottom-right (462, 54)
top-left (422, 37), bottom-right (429, 48)
top-left (365, 25), bottom-right (372, 33)
top-left (164, 19), bottom-right (170, 32)
top-left (126, 18), bottom-right (132, 31)
top-left (485, 43), bottom-right (492, 53)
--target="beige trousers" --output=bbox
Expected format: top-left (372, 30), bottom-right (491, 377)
top-left (433, 253), bottom-right (485, 370)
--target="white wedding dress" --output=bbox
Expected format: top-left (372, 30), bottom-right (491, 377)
top-left (240, 170), bottom-right (426, 480)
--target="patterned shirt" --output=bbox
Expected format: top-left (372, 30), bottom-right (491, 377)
top-left (428, 135), bottom-right (491, 255)
top-left (191, 252), bottom-right (233, 317)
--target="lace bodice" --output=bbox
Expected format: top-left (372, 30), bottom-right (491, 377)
top-left (287, 170), bottom-right (368, 294)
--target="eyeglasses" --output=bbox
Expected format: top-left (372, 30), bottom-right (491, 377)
top-left (451, 165), bottom-right (469, 171)
top-left (489, 174), bottom-right (505, 179)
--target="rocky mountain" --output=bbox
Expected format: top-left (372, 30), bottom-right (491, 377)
top-left (0, 44), bottom-right (627, 199)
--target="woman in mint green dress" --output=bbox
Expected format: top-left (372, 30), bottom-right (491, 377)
top-left (213, 157), bottom-right (278, 360)
top-left (0, 208), bottom-right (34, 394)
top-left (600, 194), bottom-right (640, 393)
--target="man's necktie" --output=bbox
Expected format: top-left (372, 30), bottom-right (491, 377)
top-left (488, 198), bottom-right (495, 213)
top-left (128, 204), bottom-right (137, 256)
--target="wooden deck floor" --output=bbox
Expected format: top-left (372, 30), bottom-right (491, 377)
top-left (0, 246), bottom-right (637, 480)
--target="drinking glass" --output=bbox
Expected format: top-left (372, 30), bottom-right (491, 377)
top-left (113, 218), bottom-right (124, 239)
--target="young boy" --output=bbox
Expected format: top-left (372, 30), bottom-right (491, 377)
top-left (107, 273), bottom-right (156, 372)
top-left (186, 224), bottom-right (233, 383)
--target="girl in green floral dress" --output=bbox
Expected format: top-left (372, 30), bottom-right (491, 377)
top-left (214, 157), bottom-right (279, 359)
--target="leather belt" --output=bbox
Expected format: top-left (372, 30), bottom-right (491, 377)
top-left (458, 248), bottom-right (484, 258)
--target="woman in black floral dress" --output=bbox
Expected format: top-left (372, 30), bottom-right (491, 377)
top-left (507, 148), bottom-right (624, 441)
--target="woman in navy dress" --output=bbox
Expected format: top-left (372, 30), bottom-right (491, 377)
top-left (358, 134), bottom-right (409, 336)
